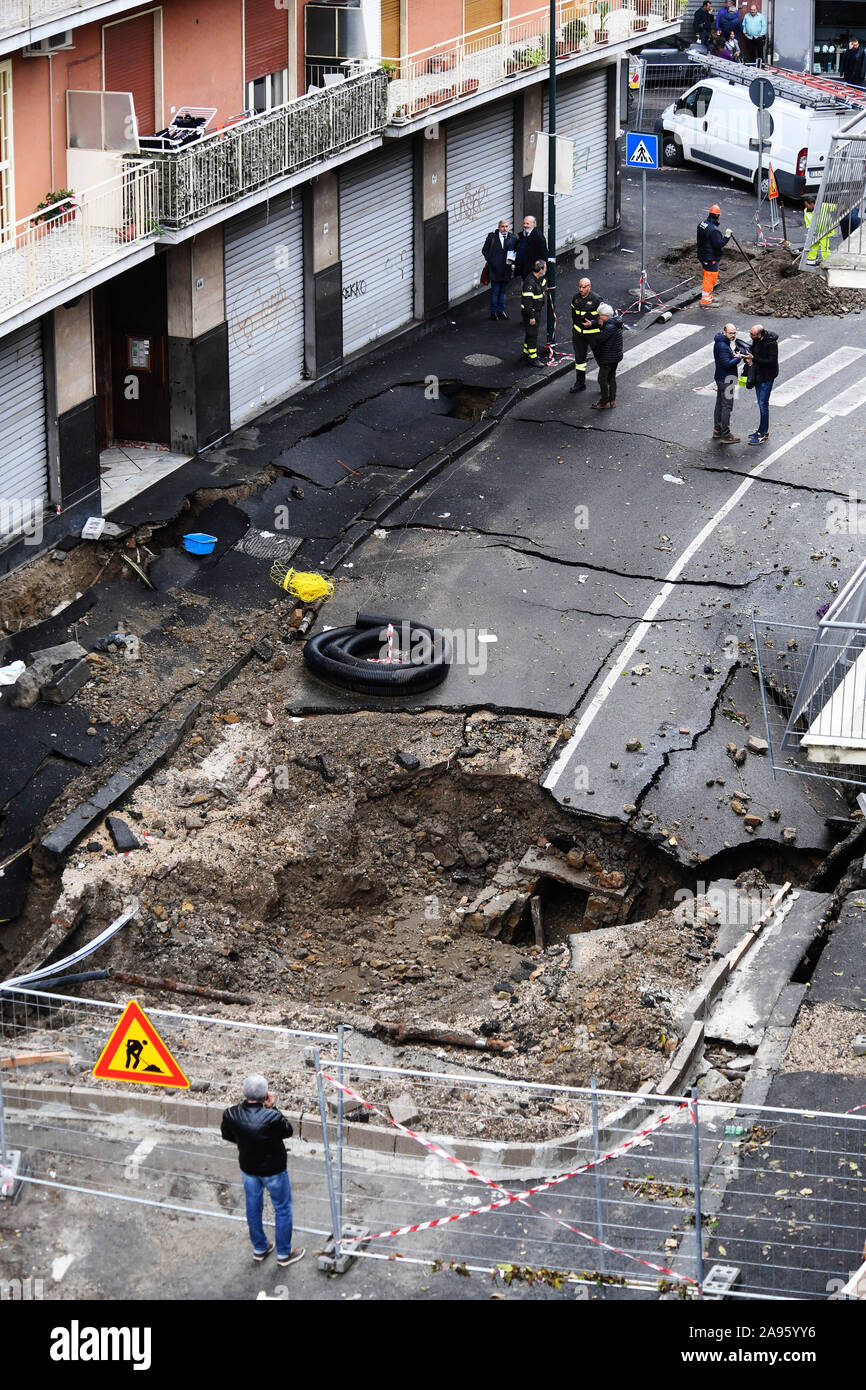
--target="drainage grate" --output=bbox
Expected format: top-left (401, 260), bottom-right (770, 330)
top-left (234, 530), bottom-right (302, 561)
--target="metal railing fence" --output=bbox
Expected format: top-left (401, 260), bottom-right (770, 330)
top-left (799, 108), bottom-right (866, 271)
top-left (149, 71), bottom-right (388, 229)
top-left (754, 565), bottom-right (866, 786)
top-left (382, 0), bottom-right (683, 125)
top-left (2, 986), bottom-right (864, 1297)
top-left (0, 164), bottom-right (156, 319)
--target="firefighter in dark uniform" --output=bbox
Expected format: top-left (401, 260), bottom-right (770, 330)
top-left (697, 204), bottom-right (731, 308)
top-left (520, 259), bottom-right (548, 367)
top-left (570, 276), bottom-right (602, 392)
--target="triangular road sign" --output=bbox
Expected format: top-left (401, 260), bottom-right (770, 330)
top-left (767, 164), bottom-right (779, 200)
top-left (629, 139), bottom-right (654, 165)
top-left (92, 1000), bottom-right (189, 1088)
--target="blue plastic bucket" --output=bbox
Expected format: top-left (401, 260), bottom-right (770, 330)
top-left (183, 532), bottom-right (218, 555)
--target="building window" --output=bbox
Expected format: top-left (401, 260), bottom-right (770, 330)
top-left (246, 69), bottom-right (288, 114)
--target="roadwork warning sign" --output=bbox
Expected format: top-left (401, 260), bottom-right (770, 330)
top-left (92, 1000), bottom-right (189, 1088)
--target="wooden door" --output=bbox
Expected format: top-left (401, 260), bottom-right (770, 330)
top-left (109, 258), bottom-right (170, 445)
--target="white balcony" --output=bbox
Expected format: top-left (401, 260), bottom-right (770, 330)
top-left (382, 0), bottom-right (682, 124)
top-left (0, 163), bottom-right (157, 329)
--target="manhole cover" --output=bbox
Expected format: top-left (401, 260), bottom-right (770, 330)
top-left (235, 530), bottom-right (302, 560)
top-left (462, 353), bottom-right (503, 367)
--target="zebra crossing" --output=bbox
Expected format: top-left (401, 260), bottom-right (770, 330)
top-left (604, 319), bottom-right (866, 417)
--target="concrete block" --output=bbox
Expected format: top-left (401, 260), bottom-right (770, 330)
top-left (394, 1130), bottom-right (427, 1157)
top-left (29, 640), bottom-right (86, 667)
top-left (300, 1115), bottom-right (324, 1144)
top-left (40, 657), bottom-right (91, 703)
top-left (388, 1093), bottom-right (420, 1127)
top-left (355, 1123), bottom-right (395, 1155)
top-left (502, 1144), bottom-right (535, 1168)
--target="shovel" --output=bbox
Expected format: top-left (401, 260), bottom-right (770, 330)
top-left (728, 231), bottom-right (768, 289)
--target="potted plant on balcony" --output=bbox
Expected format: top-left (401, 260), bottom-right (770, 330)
top-left (507, 41), bottom-right (547, 73)
top-left (33, 188), bottom-right (76, 226)
top-left (561, 17), bottom-right (587, 53)
top-left (593, 2), bottom-right (610, 44)
top-left (380, 59), bottom-right (398, 81)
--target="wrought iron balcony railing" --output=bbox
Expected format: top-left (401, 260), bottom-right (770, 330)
top-left (150, 69), bottom-right (388, 229)
top-left (0, 162), bottom-right (157, 323)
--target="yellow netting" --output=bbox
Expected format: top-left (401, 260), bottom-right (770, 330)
top-left (269, 563), bottom-right (335, 602)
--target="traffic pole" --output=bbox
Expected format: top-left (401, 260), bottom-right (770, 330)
top-left (546, 0), bottom-right (556, 354)
top-left (640, 169), bottom-right (647, 309)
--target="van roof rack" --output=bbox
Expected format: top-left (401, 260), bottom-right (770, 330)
top-left (695, 52), bottom-right (866, 112)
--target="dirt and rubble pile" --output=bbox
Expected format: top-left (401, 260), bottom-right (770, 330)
top-left (25, 642), bottom-right (708, 1098)
top-left (662, 239), bottom-right (866, 318)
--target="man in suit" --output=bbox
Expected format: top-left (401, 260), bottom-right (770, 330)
top-left (513, 215), bottom-right (549, 279)
top-left (481, 219), bottom-right (518, 319)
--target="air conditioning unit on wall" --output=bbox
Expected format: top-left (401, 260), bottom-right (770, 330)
top-left (23, 32), bottom-right (74, 56)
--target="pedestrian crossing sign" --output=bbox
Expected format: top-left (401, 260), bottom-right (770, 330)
top-left (625, 133), bottom-right (659, 169)
top-left (92, 999), bottom-right (189, 1088)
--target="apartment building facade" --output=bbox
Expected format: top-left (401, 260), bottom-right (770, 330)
top-left (0, 0), bottom-right (683, 572)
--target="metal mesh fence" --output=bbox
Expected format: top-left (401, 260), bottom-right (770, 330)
top-left (798, 108), bottom-right (866, 271)
top-left (2, 989), bottom-right (865, 1297)
top-left (753, 568), bottom-right (866, 787)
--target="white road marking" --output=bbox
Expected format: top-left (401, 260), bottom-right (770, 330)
top-left (616, 322), bottom-right (703, 376)
top-left (639, 343), bottom-right (714, 389)
top-left (690, 338), bottom-right (814, 396)
top-left (772, 346), bottom-right (866, 407)
top-left (52, 1254), bottom-right (75, 1281)
top-left (124, 1135), bottom-right (157, 1181)
top-left (543, 414), bottom-right (828, 792)
top-left (819, 373), bottom-right (866, 417)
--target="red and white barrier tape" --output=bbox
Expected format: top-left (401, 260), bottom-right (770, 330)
top-left (321, 1070), bottom-right (697, 1284)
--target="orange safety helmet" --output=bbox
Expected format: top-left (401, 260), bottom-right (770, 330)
top-left (709, 204), bottom-right (722, 215)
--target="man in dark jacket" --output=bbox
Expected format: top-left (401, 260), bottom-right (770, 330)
top-left (712, 322), bottom-right (743, 442)
top-left (697, 204), bottom-right (731, 307)
top-left (221, 1074), bottom-right (305, 1267)
top-left (570, 275), bottom-right (603, 392)
top-left (482, 219), bottom-right (518, 320)
top-left (744, 321), bottom-right (778, 443)
top-left (840, 38), bottom-right (866, 86)
top-left (590, 303), bottom-right (624, 409)
top-left (694, 1), bottom-right (714, 43)
top-left (520, 260), bottom-right (548, 366)
top-left (513, 215), bottom-right (549, 278)
top-left (717, 0), bottom-right (742, 43)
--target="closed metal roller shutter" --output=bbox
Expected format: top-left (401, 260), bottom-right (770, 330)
top-left (0, 322), bottom-right (48, 520)
top-left (340, 145), bottom-right (414, 357)
top-left (543, 70), bottom-right (609, 249)
top-left (225, 197), bottom-right (304, 428)
top-left (447, 103), bottom-right (514, 300)
top-left (104, 14), bottom-right (156, 137)
top-left (244, 0), bottom-right (289, 82)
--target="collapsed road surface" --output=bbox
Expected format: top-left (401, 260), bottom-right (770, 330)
top-left (1, 167), bottom-right (865, 1183)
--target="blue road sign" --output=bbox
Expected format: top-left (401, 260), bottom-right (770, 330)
top-left (625, 132), bottom-right (659, 169)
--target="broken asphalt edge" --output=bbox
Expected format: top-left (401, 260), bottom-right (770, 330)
top-left (38, 649), bottom-right (255, 868)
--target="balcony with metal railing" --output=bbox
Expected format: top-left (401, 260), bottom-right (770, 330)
top-left (149, 69), bottom-right (388, 229)
top-left (380, 0), bottom-right (684, 124)
top-left (0, 162), bottom-right (157, 329)
top-left (0, 0), bottom-right (129, 50)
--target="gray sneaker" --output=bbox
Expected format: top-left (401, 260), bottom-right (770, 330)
top-left (277, 1248), bottom-right (306, 1268)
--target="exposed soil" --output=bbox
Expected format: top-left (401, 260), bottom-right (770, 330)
top-left (5, 620), bottom-right (732, 1106)
top-left (662, 239), bottom-right (866, 318)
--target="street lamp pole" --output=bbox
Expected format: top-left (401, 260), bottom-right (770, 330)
top-left (546, 0), bottom-right (556, 351)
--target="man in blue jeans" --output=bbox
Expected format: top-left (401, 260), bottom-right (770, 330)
top-left (744, 322), bottom-right (779, 444)
top-left (221, 1075), bottom-right (305, 1267)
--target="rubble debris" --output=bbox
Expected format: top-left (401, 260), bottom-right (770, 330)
top-left (105, 816), bottom-right (141, 852)
top-left (41, 658), bottom-right (92, 704)
top-left (388, 1094), bottom-right (420, 1126)
top-left (396, 751), bottom-right (421, 771)
top-left (746, 736), bottom-right (769, 755)
top-left (373, 1020), bottom-right (515, 1053)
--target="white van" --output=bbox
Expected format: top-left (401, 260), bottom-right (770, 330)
top-left (656, 63), bottom-right (864, 198)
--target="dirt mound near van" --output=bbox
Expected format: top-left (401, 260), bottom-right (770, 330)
top-left (735, 248), bottom-right (866, 318)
